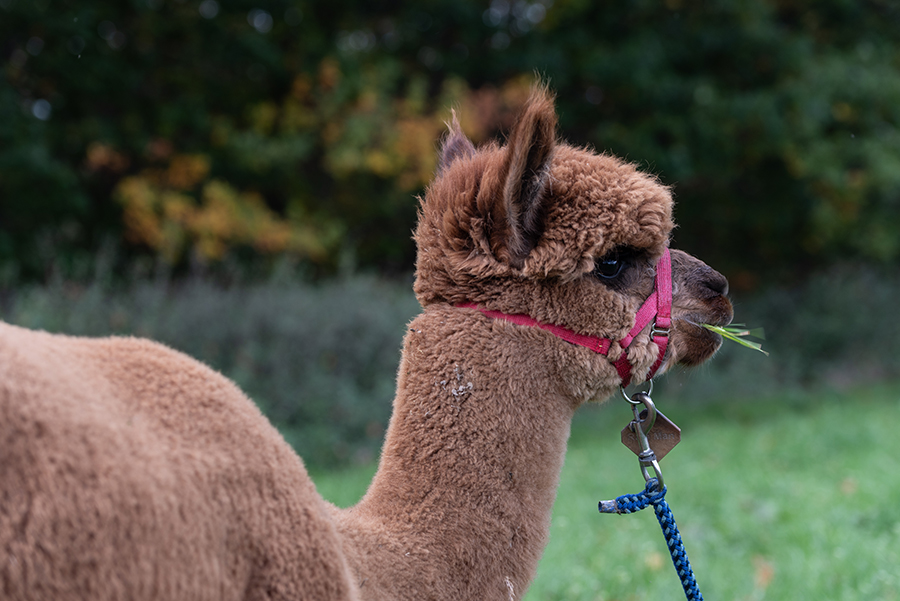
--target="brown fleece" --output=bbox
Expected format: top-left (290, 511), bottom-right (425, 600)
top-left (0, 326), bottom-right (357, 600)
top-left (0, 84), bottom-right (732, 601)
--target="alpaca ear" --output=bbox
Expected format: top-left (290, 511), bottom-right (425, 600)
top-left (437, 111), bottom-right (476, 176)
top-left (494, 84), bottom-right (557, 268)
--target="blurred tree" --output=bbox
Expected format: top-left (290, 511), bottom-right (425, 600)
top-left (523, 0), bottom-right (900, 285)
top-left (1, 0), bottom-right (898, 284)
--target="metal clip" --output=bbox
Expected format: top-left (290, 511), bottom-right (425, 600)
top-left (600, 390), bottom-right (668, 512)
top-left (629, 392), bottom-right (657, 432)
top-left (628, 392), bottom-right (664, 489)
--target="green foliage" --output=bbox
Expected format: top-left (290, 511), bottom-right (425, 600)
top-left (2, 0), bottom-right (899, 282)
top-left (0, 0), bottom-right (498, 275)
top-left (701, 323), bottom-right (767, 355)
top-left (533, 0), bottom-right (900, 279)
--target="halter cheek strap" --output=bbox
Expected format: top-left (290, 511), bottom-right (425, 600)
top-left (458, 248), bottom-right (672, 387)
top-left (614, 247), bottom-right (672, 384)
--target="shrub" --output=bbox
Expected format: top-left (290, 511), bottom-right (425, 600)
top-left (3, 266), bottom-right (419, 467)
top-left (4, 265), bottom-right (897, 468)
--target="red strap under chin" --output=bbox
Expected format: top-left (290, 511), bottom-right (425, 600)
top-left (459, 248), bottom-right (673, 387)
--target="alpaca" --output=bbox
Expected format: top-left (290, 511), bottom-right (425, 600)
top-left (0, 85), bottom-right (733, 601)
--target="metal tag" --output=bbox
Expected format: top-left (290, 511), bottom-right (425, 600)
top-left (620, 409), bottom-right (681, 461)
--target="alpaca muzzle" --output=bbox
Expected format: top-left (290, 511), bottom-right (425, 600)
top-left (459, 248), bottom-right (673, 387)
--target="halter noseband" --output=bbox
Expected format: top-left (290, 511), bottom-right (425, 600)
top-left (458, 248), bottom-right (672, 387)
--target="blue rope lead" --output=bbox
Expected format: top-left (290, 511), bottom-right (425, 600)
top-left (599, 478), bottom-right (704, 601)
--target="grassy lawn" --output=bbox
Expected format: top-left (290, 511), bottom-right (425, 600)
top-left (310, 381), bottom-right (900, 600)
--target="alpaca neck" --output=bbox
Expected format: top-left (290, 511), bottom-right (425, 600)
top-left (332, 306), bottom-right (580, 600)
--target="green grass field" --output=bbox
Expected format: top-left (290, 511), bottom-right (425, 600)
top-left (311, 381), bottom-right (900, 601)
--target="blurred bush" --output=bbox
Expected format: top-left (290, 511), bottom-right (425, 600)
top-left (3, 265), bottom-right (897, 468)
top-left (3, 264), bottom-right (420, 467)
top-left (2, 1), bottom-right (899, 284)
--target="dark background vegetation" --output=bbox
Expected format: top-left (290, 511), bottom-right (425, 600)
top-left (2, 0), bottom-right (899, 466)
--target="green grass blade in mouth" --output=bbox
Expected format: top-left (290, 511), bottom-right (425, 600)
top-left (702, 323), bottom-right (768, 356)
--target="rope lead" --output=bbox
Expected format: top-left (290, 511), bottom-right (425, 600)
top-left (599, 478), bottom-right (704, 601)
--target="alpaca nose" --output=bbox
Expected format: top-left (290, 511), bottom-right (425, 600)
top-left (704, 268), bottom-right (729, 296)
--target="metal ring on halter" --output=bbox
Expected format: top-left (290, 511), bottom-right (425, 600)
top-left (620, 379), bottom-right (653, 403)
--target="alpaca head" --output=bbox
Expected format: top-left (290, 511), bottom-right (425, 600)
top-left (414, 84), bottom-right (733, 399)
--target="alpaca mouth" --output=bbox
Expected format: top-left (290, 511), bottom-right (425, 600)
top-left (699, 295), bottom-right (734, 330)
top-left (699, 312), bottom-right (733, 334)
top-left (698, 324), bottom-right (725, 349)
top-left (674, 306), bottom-right (733, 367)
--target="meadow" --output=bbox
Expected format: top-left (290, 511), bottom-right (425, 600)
top-left (313, 381), bottom-right (900, 601)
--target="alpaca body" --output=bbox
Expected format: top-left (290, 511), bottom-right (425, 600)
top-left (0, 86), bottom-right (733, 600)
top-left (0, 323), bottom-right (357, 600)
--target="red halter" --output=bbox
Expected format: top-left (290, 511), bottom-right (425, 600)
top-left (459, 248), bottom-right (672, 387)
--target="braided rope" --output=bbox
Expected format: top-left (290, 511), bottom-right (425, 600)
top-left (599, 479), bottom-right (704, 601)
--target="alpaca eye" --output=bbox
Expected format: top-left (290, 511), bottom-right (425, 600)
top-left (593, 255), bottom-right (624, 279)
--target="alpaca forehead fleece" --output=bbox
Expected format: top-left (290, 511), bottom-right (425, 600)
top-left (414, 142), bottom-right (673, 292)
top-left (525, 145), bottom-right (673, 278)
